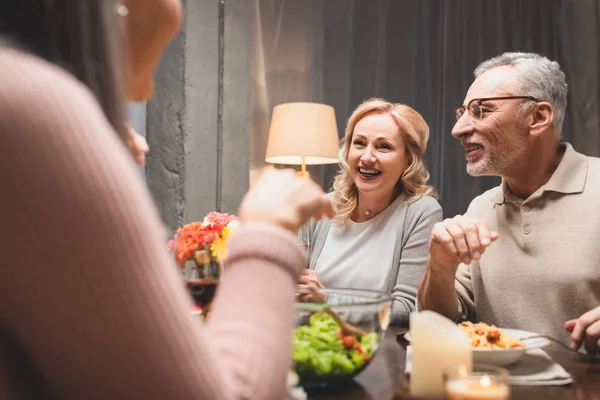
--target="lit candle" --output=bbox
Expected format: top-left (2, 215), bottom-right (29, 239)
top-left (445, 374), bottom-right (510, 400)
top-left (409, 311), bottom-right (473, 397)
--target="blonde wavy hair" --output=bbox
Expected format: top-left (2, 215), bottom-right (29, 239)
top-left (332, 98), bottom-right (437, 224)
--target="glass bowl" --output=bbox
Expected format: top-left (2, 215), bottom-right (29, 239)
top-left (293, 287), bottom-right (392, 387)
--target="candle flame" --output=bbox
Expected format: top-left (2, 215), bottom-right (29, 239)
top-left (480, 376), bottom-right (492, 387)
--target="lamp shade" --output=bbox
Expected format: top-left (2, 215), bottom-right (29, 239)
top-left (265, 102), bottom-right (340, 165)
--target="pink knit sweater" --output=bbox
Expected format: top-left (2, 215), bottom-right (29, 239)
top-left (0, 47), bottom-right (305, 399)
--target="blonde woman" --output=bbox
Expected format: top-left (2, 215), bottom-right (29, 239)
top-left (299, 98), bottom-right (442, 327)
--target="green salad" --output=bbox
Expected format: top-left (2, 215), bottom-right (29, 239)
top-left (293, 312), bottom-right (379, 380)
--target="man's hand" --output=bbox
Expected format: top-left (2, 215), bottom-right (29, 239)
top-left (565, 306), bottom-right (600, 355)
top-left (419, 215), bottom-right (497, 319)
top-left (429, 215), bottom-right (499, 269)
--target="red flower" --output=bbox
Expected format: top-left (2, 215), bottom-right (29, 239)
top-left (205, 212), bottom-right (239, 236)
top-left (195, 228), bottom-right (216, 248)
top-left (168, 212), bottom-right (240, 267)
top-left (170, 222), bottom-right (204, 266)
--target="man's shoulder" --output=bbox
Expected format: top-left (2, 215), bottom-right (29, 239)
top-left (475, 185), bottom-right (503, 201)
top-left (583, 156), bottom-right (600, 195)
top-left (586, 154), bottom-right (600, 172)
top-left (565, 142), bottom-right (600, 180)
top-left (464, 185), bottom-right (502, 217)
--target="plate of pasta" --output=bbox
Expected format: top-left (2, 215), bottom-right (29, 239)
top-left (459, 321), bottom-right (550, 366)
top-left (403, 322), bottom-right (551, 366)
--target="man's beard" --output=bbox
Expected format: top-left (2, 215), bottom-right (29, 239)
top-left (466, 142), bottom-right (525, 177)
top-left (466, 152), bottom-right (497, 176)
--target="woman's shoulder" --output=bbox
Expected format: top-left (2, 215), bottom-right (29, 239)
top-left (409, 194), bottom-right (441, 209)
top-left (0, 46), bottom-right (98, 125)
top-left (403, 194), bottom-right (443, 219)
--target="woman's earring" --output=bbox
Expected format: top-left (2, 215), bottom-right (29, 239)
top-left (114, 3), bottom-right (129, 17)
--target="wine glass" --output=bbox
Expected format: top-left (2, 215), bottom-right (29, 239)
top-left (170, 233), bottom-right (223, 319)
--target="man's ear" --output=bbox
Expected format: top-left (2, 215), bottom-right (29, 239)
top-left (530, 102), bottom-right (554, 137)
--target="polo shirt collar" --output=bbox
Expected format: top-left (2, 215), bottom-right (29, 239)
top-left (491, 143), bottom-right (588, 205)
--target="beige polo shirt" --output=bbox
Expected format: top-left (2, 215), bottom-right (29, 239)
top-left (455, 143), bottom-right (600, 344)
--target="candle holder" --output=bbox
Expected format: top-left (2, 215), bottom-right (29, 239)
top-left (444, 364), bottom-right (510, 400)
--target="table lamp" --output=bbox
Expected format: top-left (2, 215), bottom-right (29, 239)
top-left (265, 102), bottom-right (340, 178)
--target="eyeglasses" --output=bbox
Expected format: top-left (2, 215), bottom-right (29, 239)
top-left (454, 96), bottom-right (540, 121)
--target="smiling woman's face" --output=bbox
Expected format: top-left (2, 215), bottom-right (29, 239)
top-left (121, 0), bottom-right (182, 101)
top-left (347, 112), bottom-right (408, 199)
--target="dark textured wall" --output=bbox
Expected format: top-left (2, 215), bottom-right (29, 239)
top-left (146, 0), bottom-right (251, 231)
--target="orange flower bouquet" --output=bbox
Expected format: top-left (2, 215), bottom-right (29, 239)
top-left (168, 212), bottom-right (240, 317)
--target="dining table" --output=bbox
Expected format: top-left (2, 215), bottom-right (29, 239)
top-left (306, 327), bottom-right (600, 400)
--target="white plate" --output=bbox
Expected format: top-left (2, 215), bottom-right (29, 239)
top-left (403, 328), bottom-right (550, 367)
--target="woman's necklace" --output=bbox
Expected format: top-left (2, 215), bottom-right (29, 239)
top-left (362, 206), bottom-right (384, 218)
top-left (361, 192), bottom-right (400, 218)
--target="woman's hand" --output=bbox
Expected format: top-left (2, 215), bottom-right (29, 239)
top-left (299, 269), bottom-right (323, 287)
top-left (127, 124), bottom-right (150, 165)
top-left (239, 169), bottom-right (334, 233)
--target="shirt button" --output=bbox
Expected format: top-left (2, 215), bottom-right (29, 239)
top-left (523, 224), bottom-right (531, 235)
top-left (522, 204), bottom-right (532, 212)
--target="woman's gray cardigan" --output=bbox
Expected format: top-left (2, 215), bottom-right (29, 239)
top-left (299, 195), bottom-right (442, 328)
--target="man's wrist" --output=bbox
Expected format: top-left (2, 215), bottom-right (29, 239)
top-left (426, 259), bottom-right (459, 278)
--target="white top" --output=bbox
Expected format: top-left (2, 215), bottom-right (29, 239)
top-left (315, 196), bottom-right (405, 291)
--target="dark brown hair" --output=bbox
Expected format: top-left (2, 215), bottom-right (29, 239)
top-left (0, 1), bottom-right (127, 141)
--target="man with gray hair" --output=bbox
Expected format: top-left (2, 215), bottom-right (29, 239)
top-left (418, 52), bottom-right (600, 355)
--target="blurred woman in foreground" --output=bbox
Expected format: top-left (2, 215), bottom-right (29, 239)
top-left (0, 1), bottom-right (331, 398)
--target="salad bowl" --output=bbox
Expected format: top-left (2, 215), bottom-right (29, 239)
top-left (293, 287), bottom-right (392, 387)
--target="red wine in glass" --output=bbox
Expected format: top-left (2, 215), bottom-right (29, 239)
top-left (185, 278), bottom-right (219, 311)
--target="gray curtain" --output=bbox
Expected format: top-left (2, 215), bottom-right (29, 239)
top-left (252, 0), bottom-right (600, 217)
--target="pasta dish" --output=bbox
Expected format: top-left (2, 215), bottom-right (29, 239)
top-left (458, 321), bottom-right (525, 349)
